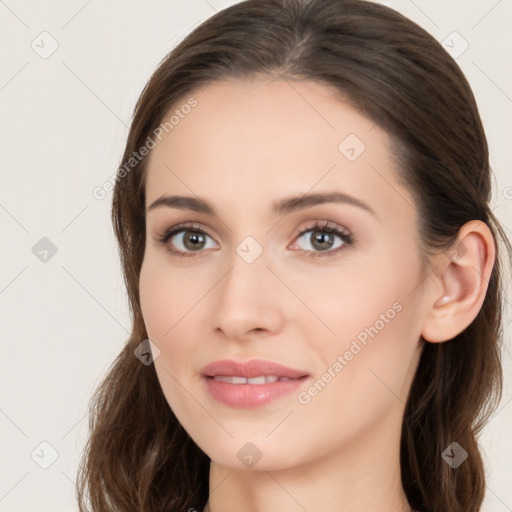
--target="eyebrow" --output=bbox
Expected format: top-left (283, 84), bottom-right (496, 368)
top-left (146, 191), bottom-right (376, 217)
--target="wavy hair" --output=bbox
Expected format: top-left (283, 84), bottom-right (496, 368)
top-left (77, 1), bottom-right (512, 510)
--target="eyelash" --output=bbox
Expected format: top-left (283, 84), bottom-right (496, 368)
top-left (155, 221), bottom-right (354, 259)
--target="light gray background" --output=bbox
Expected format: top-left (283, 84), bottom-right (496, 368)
top-left (0, 1), bottom-right (510, 510)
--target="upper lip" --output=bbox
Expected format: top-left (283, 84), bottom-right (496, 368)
top-left (200, 359), bottom-right (309, 379)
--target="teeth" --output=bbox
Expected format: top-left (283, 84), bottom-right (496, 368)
top-left (247, 376), bottom-right (267, 384)
top-left (212, 375), bottom-right (285, 384)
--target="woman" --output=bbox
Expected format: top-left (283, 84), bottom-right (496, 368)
top-left (77, 1), bottom-right (512, 511)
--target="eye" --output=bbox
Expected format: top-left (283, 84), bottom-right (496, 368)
top-left (290, 220), bottom-right (353, 259)
top-left (155, 222), bottom-right (217, 258)
top-left (155, 220), bottom-right (354, 259)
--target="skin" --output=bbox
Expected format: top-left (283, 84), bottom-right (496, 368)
top-left (139, 77), bottom-right (495, 512)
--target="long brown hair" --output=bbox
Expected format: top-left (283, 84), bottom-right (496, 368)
top-left (76, 1), bottom-right (512, 510)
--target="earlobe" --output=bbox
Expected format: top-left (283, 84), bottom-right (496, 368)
top-left (421, 220), bottom-right (496, 344)
top-left (434, 295), bottom-right (454, 307)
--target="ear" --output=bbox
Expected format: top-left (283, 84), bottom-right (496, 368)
top-left (421, 220), bottom-right (496, 343)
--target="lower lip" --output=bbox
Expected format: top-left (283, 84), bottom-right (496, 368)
top-left (203, 376), bottom-right (308, 408)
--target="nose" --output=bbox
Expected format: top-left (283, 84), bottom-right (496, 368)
top-left (209, 248), bottom-right (284, 342)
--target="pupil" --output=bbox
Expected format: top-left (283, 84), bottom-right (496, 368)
top-left (185, 232), bottom-right (204, 250)
top-left (181, 230), bottom-right (335, 252)
top-left (313, 231), bottom-right (332, 250)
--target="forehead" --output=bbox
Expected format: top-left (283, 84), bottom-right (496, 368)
top-left (144, 78), bottom-right (412, 223)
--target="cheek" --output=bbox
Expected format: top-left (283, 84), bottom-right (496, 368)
top-left (139, 258), bottom-right (165, 338)
top-left (139, 254), bottom-right (199, 368)
top-left (305, 247), bottom-right (423, 392)
top-left (139, 258), bottom-right (195, 413)
top-left (299, 300), bottom-right (420, 440)
top-left (138, 255), bottom-right (188, 354)
top-left (139, 253), bottom-right (186, 331)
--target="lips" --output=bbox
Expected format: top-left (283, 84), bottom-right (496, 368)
top-left (200, 358), bottom-right (309, 380)
top-left (200, 359), bottom-right (310, 408)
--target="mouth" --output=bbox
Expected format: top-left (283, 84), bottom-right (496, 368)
top-left (208, 375), bottom-right (304, 384)
top-left (200, 358), bottom-right (310, 408)
top-left (200, 358), bottom-right (309, 380)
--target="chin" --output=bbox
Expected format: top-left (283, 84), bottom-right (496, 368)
top-left (190, 433), bottom-right (307, 472)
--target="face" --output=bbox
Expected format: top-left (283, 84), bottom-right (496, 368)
top-left (139, 77), bottom-right (427, 471)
